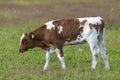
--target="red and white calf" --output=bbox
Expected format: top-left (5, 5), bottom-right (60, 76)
top-left (19, 16), bottom-right (110, 70)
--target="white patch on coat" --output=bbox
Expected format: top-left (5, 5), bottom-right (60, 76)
top-left (57, 25), bottom-right (63, 34)
top-left (45, 21), bottom-right (55, 30)
top-left (78, 16), bottom-right (102, 25)
top-left (64, 35), bottom-right (85, 45)
top-left (64, 17), bottom-right (102, 45)
top-left (20, 33), bottom-right (25, 45)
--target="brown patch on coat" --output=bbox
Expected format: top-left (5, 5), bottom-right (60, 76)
top-left (100, 20), bottom-right (105, 28)
top-left (89, 23), bottom-right (100, 32)
top-left (89, 20), bottom-right (105, 32)
top-left (89, 23), bottom-right (93, 29)
top-left (89, 20), bottom-right (105, 40)
top-left (81, 19), bottom-right (87, 25)
top-left (19, 18), bottom-right (84, 56)
top-left (53, 19), bottom-right (82, 42)
top-left (79, 27), bottom-right (83, 32)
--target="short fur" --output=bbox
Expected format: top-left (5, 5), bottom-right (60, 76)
top-left (19, 16), bottom-right (110, 70)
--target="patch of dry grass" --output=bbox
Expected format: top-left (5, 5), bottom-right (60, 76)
top-left (0, 2), bottom-right (120, 26)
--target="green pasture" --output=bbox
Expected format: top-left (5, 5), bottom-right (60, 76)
top-left (0, 0), bottom-right (120, 80)
top-left (0, 22), bottom-right (120, 80)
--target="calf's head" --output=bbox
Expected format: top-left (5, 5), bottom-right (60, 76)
top-left (19, 33), bottom-right (35, 53)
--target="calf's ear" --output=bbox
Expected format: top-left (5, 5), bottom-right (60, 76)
top-left (29, 32), bottom-right (35, 39)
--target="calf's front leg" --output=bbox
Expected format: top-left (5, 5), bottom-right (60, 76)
top-left (44, 50), bottom-right (52, 70)
top-left (55, 48), bottom-right (66, 69)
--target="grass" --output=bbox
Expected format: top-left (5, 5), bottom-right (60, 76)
top-left (0, 0), bottom-right (120, 80)
top-left (0, 23), bottom-right (120, 80)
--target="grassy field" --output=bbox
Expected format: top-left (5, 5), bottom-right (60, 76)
top-left (0, 0), bottom-right (120, 80)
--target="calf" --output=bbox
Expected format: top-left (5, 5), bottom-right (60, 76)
top-left (19, 16), bottom-right (110, 70)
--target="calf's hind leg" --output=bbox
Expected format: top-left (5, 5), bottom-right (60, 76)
top-left (87, 37), bottom-right (99, 69)
top-left (98, 40), bottom-right (110, 70)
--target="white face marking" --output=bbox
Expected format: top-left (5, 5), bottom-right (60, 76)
top-left (45, 21), bottom-right (55, 30)
top-left (20, 33), bottom-right (25, 45)
top-left (57, 25), bottom-right (63, 34)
